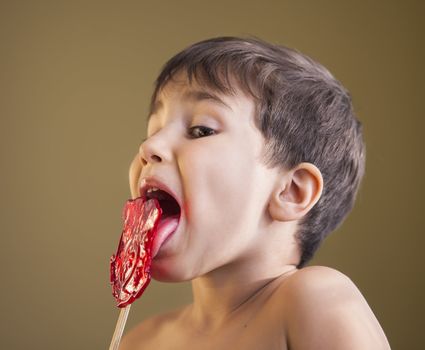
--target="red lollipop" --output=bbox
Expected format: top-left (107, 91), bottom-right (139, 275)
top-left (109, 197), bottom-right (162, 350)
top-left (110, 197), bottom-right (162, 307)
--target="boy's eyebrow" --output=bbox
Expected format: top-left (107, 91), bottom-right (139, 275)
top-left (149, 89), bottom-right (232, 119)
top-left (183, 90), bottom-right (232, 110)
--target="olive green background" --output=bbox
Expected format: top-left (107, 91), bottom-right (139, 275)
top-left (0, 1), bottom-right (423, 349)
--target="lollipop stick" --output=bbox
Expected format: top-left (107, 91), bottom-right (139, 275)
top-left (109, 305), bottom-right (131, 350)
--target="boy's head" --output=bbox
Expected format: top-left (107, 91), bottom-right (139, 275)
top-left (140, 36), bottom-right (365, 269)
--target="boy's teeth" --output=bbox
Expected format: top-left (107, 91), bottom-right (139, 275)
top-left (146, 187), bottom-right (160, 193)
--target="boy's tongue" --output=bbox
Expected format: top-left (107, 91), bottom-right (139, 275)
top-left (152, 215), bottom-right (180, 258)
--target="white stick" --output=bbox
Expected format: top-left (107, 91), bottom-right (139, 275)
top-left (109, 305), bottom-right (131, 350)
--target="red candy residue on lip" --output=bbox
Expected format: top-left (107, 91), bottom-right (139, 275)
top-left (110, 197), bottom-right (162, 308)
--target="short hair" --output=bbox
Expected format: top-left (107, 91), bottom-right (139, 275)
top-left (149, 36), bottom-right (366, 268)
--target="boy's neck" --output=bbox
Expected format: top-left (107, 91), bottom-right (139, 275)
top-left (188, 256), bottom-right (298, 331)
top-left (185, 218), bottom-right (301, 331)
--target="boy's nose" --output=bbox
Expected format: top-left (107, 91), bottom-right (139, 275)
top-left (138, 137), bottom-right (167, 166)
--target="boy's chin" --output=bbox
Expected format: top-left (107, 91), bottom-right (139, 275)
top-left (151, 258), bottom-right (195, 283)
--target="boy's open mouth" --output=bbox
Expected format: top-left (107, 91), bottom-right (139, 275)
top-left (145, 188), bottom-right (181, 217)
top-left (141, 187), bottom-right (181, 258)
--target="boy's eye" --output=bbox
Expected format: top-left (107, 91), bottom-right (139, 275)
top-left (187, 126), bottom-right (216, 139)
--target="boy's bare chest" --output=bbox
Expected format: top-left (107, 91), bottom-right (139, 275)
top-left (141, 311), bottom-right (289, 350)
top-left (155, 328), bottom-right (288, 350)
top-left (131, 277), bottom-right (296, 350)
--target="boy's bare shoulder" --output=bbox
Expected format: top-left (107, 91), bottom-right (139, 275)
top-left (271, 265), bottom-right (358, 317)
top-left (277, 265), bottom-right (369, 309)
top-left (279, 265), bottom-right (358, 296)
top-left (275, 265), bottom-right (391, 349)
top-left (119, 305), bottom-right (188, 350)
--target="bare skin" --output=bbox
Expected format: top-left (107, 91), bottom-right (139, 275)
top-left (121, 73), bottom-right (391, 349)
top-left (120, 266), bottom-right (390, 350)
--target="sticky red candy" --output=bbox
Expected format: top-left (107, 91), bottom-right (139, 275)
top-left (110, 197), bottom-right (162, 308)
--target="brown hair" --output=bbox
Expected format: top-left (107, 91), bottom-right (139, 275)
top-left (149, 37), bottom-right (366, 268)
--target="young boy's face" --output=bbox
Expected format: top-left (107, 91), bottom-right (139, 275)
top-left (129, 72), bottom-right (282, 282)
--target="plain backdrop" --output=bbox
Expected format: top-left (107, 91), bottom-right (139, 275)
top-left (0, 1), bottom-right (423, 349)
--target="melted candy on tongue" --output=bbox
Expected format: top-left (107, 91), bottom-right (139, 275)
top-left (110, 197), bottom-right (162, 308)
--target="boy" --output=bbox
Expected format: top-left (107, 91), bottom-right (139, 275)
top-left (121, 37), bottom-right (390, 349)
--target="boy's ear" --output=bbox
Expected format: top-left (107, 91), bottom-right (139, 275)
top-left (268, 163), bottom-right (323, 222)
